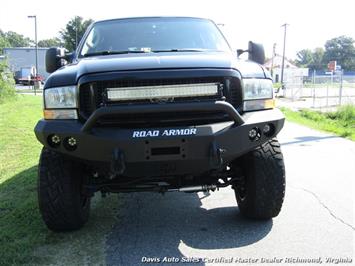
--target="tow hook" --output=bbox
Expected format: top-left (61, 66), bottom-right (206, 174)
top-left (209, 141), bottom-right (225, 169)
top-left (111, 148), bottom-right (126, 176)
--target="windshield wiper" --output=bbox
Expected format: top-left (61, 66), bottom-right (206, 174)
top-left (83, 50), bottom-right (148, 57)
top-left (152, 49), bottom-right (208, 53)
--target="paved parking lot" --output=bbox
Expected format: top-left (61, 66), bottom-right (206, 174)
top-left (106, 122), bottom-right (354, 265)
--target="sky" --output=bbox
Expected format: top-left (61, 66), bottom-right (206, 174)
top-left (1, 0), bottom-right (354, 59)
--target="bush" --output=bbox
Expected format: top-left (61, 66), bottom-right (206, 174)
top-left (332, 105), bottom-right (355, 125)
top-left (299, 109), bottom-right (325, 122)
top-left (281, 105), bottom-right (355, 141)
top-left (0, 60), bottom-right (16, 103)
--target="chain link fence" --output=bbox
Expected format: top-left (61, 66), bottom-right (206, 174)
top-left (277, 71), bottom-right (355, 110)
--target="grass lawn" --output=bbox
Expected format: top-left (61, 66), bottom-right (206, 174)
top-left (0, 95), bottom-right (118, 265)
top-left (280, 105), bottom-right (355, 141)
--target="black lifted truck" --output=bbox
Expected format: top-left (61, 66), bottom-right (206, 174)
top-left (34, 17), bottom-right (285, 231)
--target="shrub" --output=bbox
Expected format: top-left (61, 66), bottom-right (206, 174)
top-left (299, 109), bottom-right (325, 122)
top-left (333, 105), bottom-right (355, 124)
top-left (0, 60), bottom-right (16, 103)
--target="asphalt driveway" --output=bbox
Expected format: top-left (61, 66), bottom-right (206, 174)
top-left (106, 122), bottom-right (354, 265)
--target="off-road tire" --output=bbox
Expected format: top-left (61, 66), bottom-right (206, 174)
top-left (38, 148), bottom-right (90, 231)
top-left (233, 138), bottom-right (285, 219)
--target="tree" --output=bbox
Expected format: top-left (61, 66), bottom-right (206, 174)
top-left (324, 36), bottom-right (355, 71)
top-left (60, 16), bottom-right (94, 51)
top-left (38, 37), bottom-right (62, 48)
top-left (309, 48), bottom-right (326, 70)
top-left (295, 49), bottom-right (313, 67)
top-left (0, 30), bottom-right (11, 54)
top-left (0, 29), bottom-right (32, 54)
top-left (3, 31), bottom-right (32, 47)
top-left (295, 47), bottom-right (326, 70)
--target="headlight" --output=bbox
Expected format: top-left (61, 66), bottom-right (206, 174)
top-left (44, 86), bottom-right (78, 119)
top-left (44, 86), bottom-right (78, 109)
top-left (243, 79), bottom-right (274, 111)
top-left (243, 79), bottom-right (273, 100)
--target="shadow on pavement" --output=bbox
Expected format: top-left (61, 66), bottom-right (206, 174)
top-left (106, 191), bottom-right (273, 265)
top-left (280, 135), bottom-right (339, 146)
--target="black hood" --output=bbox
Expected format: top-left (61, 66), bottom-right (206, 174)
top-left (44, 51), bottom-right (268, 88)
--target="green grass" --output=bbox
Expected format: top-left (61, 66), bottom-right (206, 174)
top-left (281, 105), bottom-right (355, 141)
top-left (0, 95), bottom-right (44, 264)
top-left (0, 95), bottom-right (118, 265)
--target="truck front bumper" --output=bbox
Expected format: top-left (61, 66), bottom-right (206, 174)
top-left (34, 102), bottom-right (284, 177)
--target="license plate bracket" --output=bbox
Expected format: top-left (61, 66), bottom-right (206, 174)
top-left (144, 138), bottom-right (188, 160)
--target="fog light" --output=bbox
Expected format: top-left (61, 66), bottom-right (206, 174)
top-left (263, 123), bottom-right (274, 137)
top-left (64, 136), bottom-right (77, 151)
top-left (249, 127), bottom-right (261, 141)
top-left (47, 134), bottom-right (61, 148)
top-left (52, 135), bottom-right (61, 144)
top-left (67, 137), bottom-right (77, 146)
top-left (249, 129), bottom-right (257, 139)
top-left (263, 124), bottom-right (271, 134)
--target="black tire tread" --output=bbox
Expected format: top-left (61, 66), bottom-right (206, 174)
top-left (38, 148), bottom-right (90, 231)
top-left (235, 138), bottom-right (285, 219)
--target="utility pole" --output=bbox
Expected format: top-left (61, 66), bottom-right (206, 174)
top-left (270, 43), bottom-right (276, 78)
top-left (28, 15), bottom-right (38, 95)
top-left (280, 23), bottom-right (289, 93)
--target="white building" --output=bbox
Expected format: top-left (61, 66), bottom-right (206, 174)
top-left (264, 54), bottom-right (308, 86)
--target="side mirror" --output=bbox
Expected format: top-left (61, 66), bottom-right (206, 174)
top-left (45, 47), bottom-right (70, 73)
top-left (237, 49), bottom-right (245, 57)
top-left (236, 41), bottom-right (266, 65)
top-left (248, 41), bottom-right (265, 64)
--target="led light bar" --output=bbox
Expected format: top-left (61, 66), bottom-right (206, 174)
top-left (106, 83), bottom-right (219, 101)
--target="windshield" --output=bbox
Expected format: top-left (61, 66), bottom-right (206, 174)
top-left (79, 17), bottom-right (231, 57)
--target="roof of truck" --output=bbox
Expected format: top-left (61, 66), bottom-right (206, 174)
top-left (94, 16), bottom-right (211, 24)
